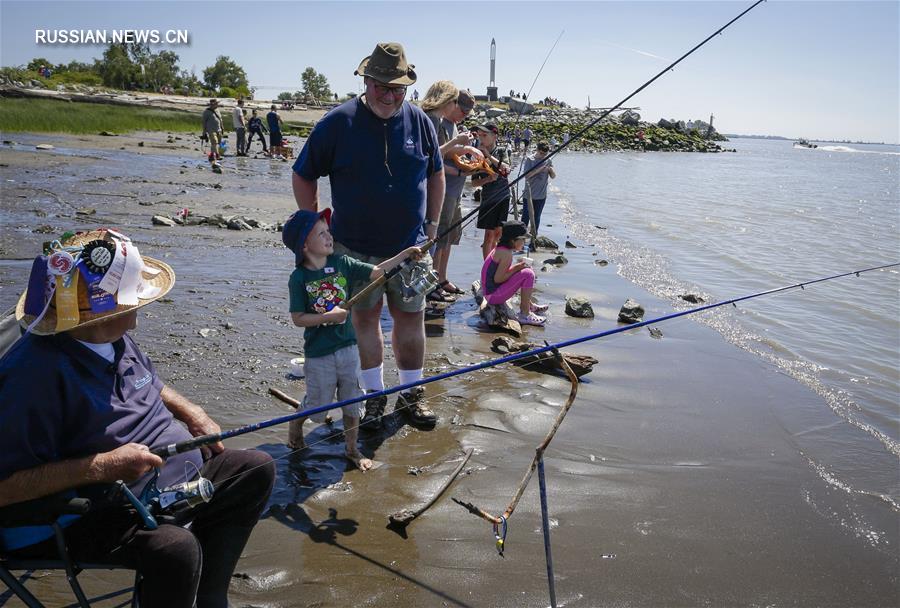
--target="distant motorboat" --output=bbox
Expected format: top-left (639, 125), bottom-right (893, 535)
top-left (794, 138), bottom-right (818, 149)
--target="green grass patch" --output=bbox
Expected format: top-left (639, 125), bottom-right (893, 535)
top-left (0, 97), bottom-right (201, 135)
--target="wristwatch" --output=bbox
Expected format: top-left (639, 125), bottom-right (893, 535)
top-left (423, 218), bottom-right (438, 227)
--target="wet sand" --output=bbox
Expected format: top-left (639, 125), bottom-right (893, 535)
top-left (1, 133), bottom-right (897, 607)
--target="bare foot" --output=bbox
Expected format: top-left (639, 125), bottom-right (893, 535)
top-left (347, 451), bottom-right (374, 472)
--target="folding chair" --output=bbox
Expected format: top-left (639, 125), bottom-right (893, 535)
top-left (0, 493), bottom-right (141, 608)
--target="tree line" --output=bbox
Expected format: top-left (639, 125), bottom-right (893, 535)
top-left (4, 44), bottom-right (334, 102)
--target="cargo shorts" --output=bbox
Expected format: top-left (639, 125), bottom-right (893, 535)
top-left (333, 241), bottom-right (432, 313)
top-left (300, 344), bottom-right (364, 422)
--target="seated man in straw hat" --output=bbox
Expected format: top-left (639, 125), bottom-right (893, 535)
top-left (292, 42), bottom-right (445, 431)
top-left (0, 229), bottom-right (275, 608)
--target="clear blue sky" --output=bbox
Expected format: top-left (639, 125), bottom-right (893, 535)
top-left (2, 0), bottom-right (897, 142)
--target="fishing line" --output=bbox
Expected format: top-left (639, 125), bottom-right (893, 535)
top-left (153, 262), bottom-right (898, 460)
top-left (209, 349), bottom-right (563, 490)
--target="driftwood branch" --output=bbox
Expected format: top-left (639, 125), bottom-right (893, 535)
top-left (269, 387), bottom-right (301, 408)
top-left (453, 348), bottom-right (579, 528)
top-left (388, 448), bottom-right (474, 528)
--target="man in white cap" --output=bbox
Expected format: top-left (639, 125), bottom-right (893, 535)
top-left (291, 42), bottom-right (445, 430)
top-left (0, 229), bottom-right (274, 608)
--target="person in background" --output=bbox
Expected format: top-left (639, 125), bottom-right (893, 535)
top-left (267, 104), bottom-right (284, 152)
top-left (202, 98), bottom-right (224, 163)
top-left (421, 83), bottom-right (478, 302)
top-left (233, 98), bottom-right (247, 157)
top-left (521, 141), bottom-right (557, 234)
top-left (471, 122), bottom-right (511, 259)
top-left (247, 109), bottom-right (269, 155)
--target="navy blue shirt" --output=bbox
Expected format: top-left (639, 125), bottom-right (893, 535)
top-left (293, 97), bottom-right (443, 258)
top-left (0, 332), bottom-right (202, 548)
top-left (267, 111), bottom-right (281, 134)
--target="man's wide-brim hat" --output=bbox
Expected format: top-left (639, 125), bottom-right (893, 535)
top-left (354, 42), bottom-right (417, 86)
top-left (15, 229), bottom-right (175, 336)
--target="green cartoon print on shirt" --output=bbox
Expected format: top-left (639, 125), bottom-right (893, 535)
top-left (306, 274), bottom-right (348, 313)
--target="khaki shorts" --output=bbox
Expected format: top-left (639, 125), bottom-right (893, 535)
top-left (301, 344), bottom-right (364, 421)
top-left (333, 241), bottom-right (432, 313)
top-left (435, 193), bottom-right (462, 250)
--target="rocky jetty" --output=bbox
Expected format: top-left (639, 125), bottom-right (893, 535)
top-left (467, 104), bottom-right (733, 153)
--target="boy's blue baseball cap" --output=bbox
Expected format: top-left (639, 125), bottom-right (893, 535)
top-left (282, 208), bottom-right (332, 264)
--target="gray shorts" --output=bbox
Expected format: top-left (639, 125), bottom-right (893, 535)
top-left (333, 241), bottom-right (432, 313)
top-left (436, 193), bottom-right (462, 250)
top-left (301, 344), bottom-right (364, 421)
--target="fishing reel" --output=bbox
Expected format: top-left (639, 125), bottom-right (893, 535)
top-left (400, 264), bottom-right (440, 302)
top-left (117, 468), bottom-right (214, 530)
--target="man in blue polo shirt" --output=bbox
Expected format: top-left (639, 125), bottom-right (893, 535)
top-left (291, 42), bottom-right (445, 430)
top-left (0, 229), bottom-right (275, 608)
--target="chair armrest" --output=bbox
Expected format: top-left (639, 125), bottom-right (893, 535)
top-left (0, 495), bottom-right (91, 527)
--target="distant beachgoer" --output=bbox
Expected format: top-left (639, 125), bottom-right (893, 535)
top-left (522, 126), bottom-right (533, 150)
top-left (421, 82), bottom-right (478, 302)
top-left (549, 136), bottom-right (558, 148)
top-left (472, 122), bottom-right (511, 259)
top-left (562, 131), bottom-right (570, 147)
top-left (514, 129), bottom-right (521, 150)
top-left (282, 210), bottom-right (422, 470)
top-left (521, 141), bottom-right (557, 233)
top-left (202, 98), bottom-right (224, 162)
top-left (267, 105), bottom-right (283, 150)
top-left (247, 109), bottom-right (268, 154)
top-left (480, 220), bottom-right (548, 326)
top-left (233, 98), bottom-right (247, 156)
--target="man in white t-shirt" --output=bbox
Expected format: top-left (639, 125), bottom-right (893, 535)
top-left (233, 98), bottom-right (247, 156)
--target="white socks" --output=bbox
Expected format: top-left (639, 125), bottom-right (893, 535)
top-left (398, 368), bottom-right (424, 387)
top-left (360, 364), bottom-right (384, 393)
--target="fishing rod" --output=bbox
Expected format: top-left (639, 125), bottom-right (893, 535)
top-left (151, 262), bottom-right (898, 458)
top-left (345, 0), bottom-right (767, 307)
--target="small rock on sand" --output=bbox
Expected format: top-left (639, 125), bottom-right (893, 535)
top-left (595, 259), bottom-right (609, 267)
top-left (75, 208), bottom-right (96, 216)
top-left (152, 215), bottom-right (177, 227)
top-left (35, 144), bottom-right (54, 150)
top-left (680, 294), bottom-right (705, 304)
top-left (565, 296), bottom-right (595, 318)
top-left (618, 299), bottom-right (645, 324)
top-left (565, 240), bottom-right (577, 248)
top-left (543, 254), bottom-right (568, 267)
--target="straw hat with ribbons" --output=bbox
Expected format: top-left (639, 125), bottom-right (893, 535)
top-left (16, 229), bottom-right (174, 336)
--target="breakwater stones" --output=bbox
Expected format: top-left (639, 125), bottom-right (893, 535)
top-left (565, 296), bottom-right (594, 318)
top-left (150, 213), bottom-right (282, 231)
top-left (618, 299), bottom-right (645, 324)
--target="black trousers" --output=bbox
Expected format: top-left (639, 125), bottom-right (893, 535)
top-left (247, 129), bottom-right (268, 151)
top-left (12, 449), bottom-right (275, 608)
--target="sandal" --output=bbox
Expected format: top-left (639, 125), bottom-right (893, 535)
top-left (530, 302), bottom-right (549, 313)
top-left (427, 288), bottom-right (457, 303)
top-left (439, 280), bottom-right (465, 295)
top-left (516, 311), bottom-right (546, 327)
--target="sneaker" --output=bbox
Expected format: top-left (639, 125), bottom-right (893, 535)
top-left (516, 311), bottom-right (546, 327)
top-left (360, 394), bottom-right (388, 430)
top-left (530, 302), bottom-right (549, 313)
top-left (396, 387), bottom-right (436, 428)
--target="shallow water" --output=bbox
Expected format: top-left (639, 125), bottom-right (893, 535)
top-left (552, 138), bottom-right (900, 515)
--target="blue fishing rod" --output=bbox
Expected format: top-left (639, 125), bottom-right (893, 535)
top-left (151, 263), bottom-right (898, 458)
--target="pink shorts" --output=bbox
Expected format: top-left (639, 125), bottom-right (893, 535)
top-left (485, 267), bottom-right (536, 306)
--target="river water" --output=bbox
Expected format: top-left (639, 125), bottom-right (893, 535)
top-left (552, 137), bottom-right (900, 519)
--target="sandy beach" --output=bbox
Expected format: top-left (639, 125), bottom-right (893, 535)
top-left (1, 131), bottom-right (897, 607)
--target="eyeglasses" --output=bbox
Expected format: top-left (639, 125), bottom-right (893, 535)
top-left (371, 82), bottom-right (407, 98)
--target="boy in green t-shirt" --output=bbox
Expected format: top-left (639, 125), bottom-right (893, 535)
top-left (282, 209), bottom-right (420, 471)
